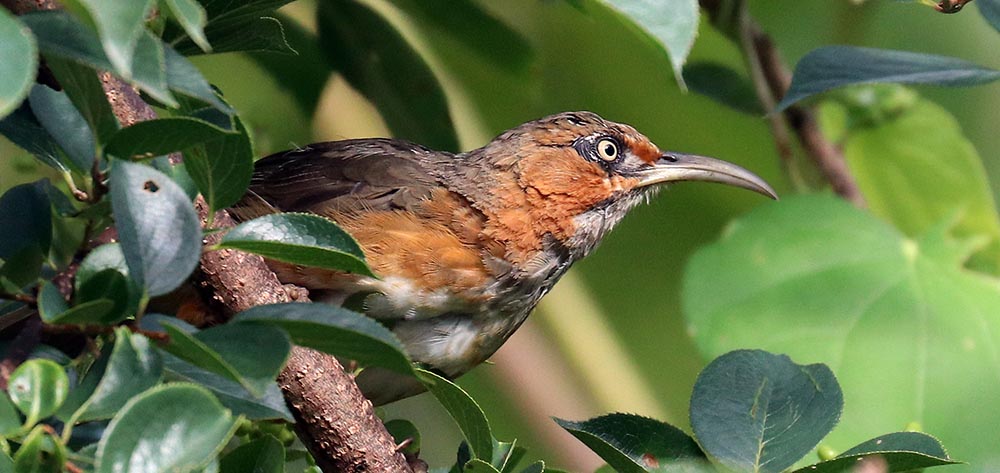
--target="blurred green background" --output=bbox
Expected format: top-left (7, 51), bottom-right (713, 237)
top-left (4, 0), bottom-right (999, 470)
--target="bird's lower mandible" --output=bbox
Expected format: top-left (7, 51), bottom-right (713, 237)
top-left (232, 110), bottom-right (777, 405)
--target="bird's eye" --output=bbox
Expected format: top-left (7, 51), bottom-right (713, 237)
top-left (596, 138), bottom-right (619, 162)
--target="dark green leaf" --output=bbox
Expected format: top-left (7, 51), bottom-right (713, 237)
top-left (419, 369), bottom-right (493, 461)
top-left (602, 0), bottom-right (699, 84)
top-left (73, 0), bottom-right (155, 77)
top-left (125, 31), bottom-right (175, 107)
top-left (41, 55), bottom-right (119, 144)
top-left (980, 0), bottom-right (1000, 33)
top-left (555, 413), bottom-right (706, 473)
top-left (385, 419), bottom-right (421, 455)
top-left (74, 243), bottom-right (142, 319)
top-left (317, 0), bottom-right (459, 151)
top-left (66, 328), bottom-right (163, 423)
top-left (247, 15), bottom-right (330, 115)
top-left (109, 160), bottom-right (201, 296)
top-left (165, 0), bottom-right (295, 55)
top-left (219, 213), bottom-right (372, 276)
top-left (519, 462), bottom-right (545, 473)
top-left (39, 285), bottom-right (116, 326)
top-left (27, 85), bottom-right (95, 173)
top-left (160, 350), bottom-right (293, 421)
top-left (163, 46), bottom-right (232, 113)
top-left (219, 435), bottom-right (284, 473)
top-left (70, 269), bottom-right (131, 323)
top-left (0, 180), bottom-right (52, 261)
top-left (0, 392), bottom-right (21, 436)
top-left (95, 384), bottom-right (239, 473)
top-left (0, 9), bottom-right (38, 120)
top-left (7, 359), bottom-right (69, 426)
top-left (683, 62), bottom-right (764, 115)
top-left (164, 0), bottom-right (211, 53)
top-left (12, 426), bottom-right (65, 473)
top-left (777, 46), bottom-right (1000, 110)
top-left (104, 116), bottom-right (234, 158)
top-left (233, 303), bottom-right (414, 376)
top-left (160, 322), bottom-right (290, 398)
top-left (689, 350), bottom-right (843, 473)
top-left (184, 114), bottom-right (253, 214)
top-left (0, 105), bottom-right (67, 172)
top-left (465, 459), bottom-right (501, 473)
top-left (792, 432), bottom-right (959, 473)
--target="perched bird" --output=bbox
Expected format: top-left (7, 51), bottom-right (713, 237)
top-left (234, 111), bottom-right (776, 404)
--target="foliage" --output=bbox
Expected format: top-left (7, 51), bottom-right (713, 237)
top-left (0, 0), bottom-right (996, 471)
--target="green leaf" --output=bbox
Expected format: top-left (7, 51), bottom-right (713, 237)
top-left (233, 303), bottom-right (414, 376)
top-left (0, 392), bottom-right (20, 436)
top-left (165, 0), bottom-right (296, 55)
top-left (602, 0), bottom-right (698, 85)
top-left (0, 106), bottom-right (68, 172)
top-left (63, 327), bottom-right (163, 423)
top-left (40, 55), bottom-right (119, 144)
top-left (0, 9), bottom-right (38, 120)
top-left (104, 116), bottom-right (234, 158)
top-left (7, 359), bottom-right (69, 427)
top-left (245, 14), bottom-right (330, 115)
top-left (0, 451), bottom-right (11, 473)
top-left (74, 0), bottom-right (155, 78)
top-left (164, 0), bottom-right (211, 53)
top-left (163, 46), bottom-right (233, 113)
top-left (683, 62), bottom-right (764, 115)
top-left (74, 243), bottom-right (142, 320)
top-left (824, 91), bottom-right (1000, 272)
top-left (159, 350), bottom-right (293, 421)
top-left (689, 350), bottom-right (842, 473)
top-left (384, 419), bottom-right (421, 456)
top-left (419, 369), bottom-right (493, 461)
top-left (218, 213), bottom-right (373, 276)
top-left (219, 435), bottom-right (284, 473)
top-left (184, 113), bottom-right (254, 214)
top-left (555, 413), bottom-right (706, 473)
top-left (38, 278), bottom-right (118, 325)
top-left (465, 459), bottom-right (501, 473)
top-left (27, 85), bottom-right (95, 173)
top-left (317, 0), bottom-right (459, 151)
top-left (95, 384), bottom-right (239, 473)
top-left (682, 194), bottom-right (1000, 469)
top-left (777, 46), bottom-right (1000, 111)
top-left (12, 426), bottom-right (65, 473)
top-left (0, 180), bottom-right (52, 262)
top-left (160, 322), bottom-right (291, 398)
top-left (792, 432), bottom-right (959, 473)
top-left (109, 160), bottom-right (201, 296)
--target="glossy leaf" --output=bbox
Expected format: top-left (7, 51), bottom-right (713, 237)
top-left (824, 92), bottom-right (1000, 272)
top-left (74, 0), bottom-right (155, 77)
top-left (104, 116), bottom-right (234, 158)
top-left (317, 0), bottom-right (459, 151)
top-left (0, 9), bottom-right (37, 120)
top-left (556, 413), bottom-right (706, 473)
top-left (792, 432), bottom-right (958, 473)
top-left (233, 302), bottom-right (414, 376)
top-left (603, 0), bottom-right (698, 83)
top-left (95, 384), bottom-right (239, 473)
top-left (109, 160), bottom-right (201, 296)
top-left (184, 113), bottom-right (254, 214)
top-left (27, 85), bottom-right (95, 173)
top-left (64, 328), bottom-right (163, 423)
top-left (12, 426), bottom-right (65, 473)
top-left (160, 322), bottom-right (291, 398)
top-left (777, 46), bottom-right (1000, 110)
top-left (419, 369), bottom-right (493, 461)
top-left (0, 180), bottom-right (51, 262)
top-left (683, 194), bottom-right (1000, 469)
top-left (40, 54), bottom-right (119, 144)
top-left (218, 213), bottom-right (373, 276)
top-left (219, 435), bottom-right (284, 473)
top-left (689, 350), bottom-right (842, 473)
top-left (164, 0), bottom-right (211, 53)
top-left (164, 0), bottom-right (296, 55)
top-left (7, 359), bottom-right (69, 426)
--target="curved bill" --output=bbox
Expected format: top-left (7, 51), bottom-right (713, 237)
top-left (637, 153), bottom-right (778, 199)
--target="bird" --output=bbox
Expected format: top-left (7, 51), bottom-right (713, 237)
top-left (233, 111), bottom-right (776, 405)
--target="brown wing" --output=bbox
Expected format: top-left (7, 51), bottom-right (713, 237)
top-left (233, 138), bottom-right (450, 220)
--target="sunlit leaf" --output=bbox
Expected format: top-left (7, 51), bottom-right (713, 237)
top-left (0, 9), bottom-right (37, 120)
top-left (7, 359), bottom-right (69, 426)
top-left (603, 0), bottom-right (699, 85)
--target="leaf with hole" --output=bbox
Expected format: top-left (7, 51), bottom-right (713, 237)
top-left (234, 302), bottom-right (414, 376)
top-left (110, 160), bottom-right (201, 296)
top-left (556, 413), bottom-right (706, 473)
top-left (777, 46), bottom-right (1000, 110)
top-left (218, 212), bottom-right (373, 276)
top-left (95, 384), bottom-right (239, 473)
top-left (0, 8), bottom-right (37, 120)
